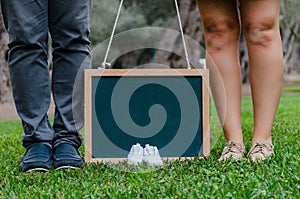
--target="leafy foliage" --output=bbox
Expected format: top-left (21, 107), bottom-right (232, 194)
top-left (124, 0), bottom-right (175, 25)
top-left (90, 0), bottom-right (146, 46)
top-left (90, 0), bottom-right (175, 47)
top-left (280, 0), bottom-right (300, 27)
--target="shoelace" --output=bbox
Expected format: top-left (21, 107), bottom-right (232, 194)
top-left (222, 142), bottom-right (245, 155)
top-left (248, 141), bottom-right (273, 156)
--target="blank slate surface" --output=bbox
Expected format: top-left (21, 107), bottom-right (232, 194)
top-left (84, 69), bottom-right (209, 163)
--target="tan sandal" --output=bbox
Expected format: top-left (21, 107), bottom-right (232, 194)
top-left (218, 141), bottom-right (246, 162)
top-left (247, 141), bottom-right (274, 162)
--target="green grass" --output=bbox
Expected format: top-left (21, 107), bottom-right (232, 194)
top-left (0, 94), bottom-right (299, 198)
top-left (283, 86), bottom-right (300, 93)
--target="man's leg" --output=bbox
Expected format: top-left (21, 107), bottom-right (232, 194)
top-left (1, 0), bottom-right (53, 172)
top-left (1, 0), bottom-right (53, 148)
top-left (49, 0), bottom-right (91, 169)
top-left (49, 0), bottom-right (91, 149)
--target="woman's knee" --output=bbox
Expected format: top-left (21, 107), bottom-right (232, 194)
top-left (242, 17), bottom-right (279, 47)
top-left (203, 16), bottom-right (240, 52)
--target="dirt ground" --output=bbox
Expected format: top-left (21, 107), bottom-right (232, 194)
top-left (0, 74), bottom-right (299, 120)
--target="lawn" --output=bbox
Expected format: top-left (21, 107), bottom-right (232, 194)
top-left (282, 86), bottom-right (300, 93)
top-left (0, 94), bottom-right (299, 198)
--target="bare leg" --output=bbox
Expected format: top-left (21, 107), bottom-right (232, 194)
top-left (240, 0), bottom-right (284, 145)
top-left (198, 0), bottom-right (244, 145)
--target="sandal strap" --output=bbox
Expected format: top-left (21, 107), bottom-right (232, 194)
top-left (221, 141), bottom-right (246, 156)
top-left (247, 141), bottom-right (274, 157)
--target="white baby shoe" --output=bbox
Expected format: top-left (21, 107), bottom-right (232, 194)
top-left (142, 144), bottom-right (163, 166)
top-left (127, 143), bottom-right (143, 165)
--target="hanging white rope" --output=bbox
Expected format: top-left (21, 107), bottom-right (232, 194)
top-left (100, 0), bottom-right (192, 69)
top-left (174, 0), bottom-right (191, 69)
top-left (100, 0), bottom-right (124, 69)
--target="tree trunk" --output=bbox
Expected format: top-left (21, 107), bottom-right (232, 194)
top-left (239, 34), bottom-right (250, 83)
top-left (0, 8), bottom-right (11, 103)
top-left (282, 21), bottom-right (300, 74)
top-left (153, 0), bottom-right (205, 68)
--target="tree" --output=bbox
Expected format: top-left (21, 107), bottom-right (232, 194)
top-left (90, 0), bottom-right (147, 47)
top-left (152, 0), bottom-right (206, 68)
top-left (280, 0), bottom-right (300, 74)
top-left (124, 0), bottom-right (175, 26)
top-left (0, 8), bottom-right (11, 103)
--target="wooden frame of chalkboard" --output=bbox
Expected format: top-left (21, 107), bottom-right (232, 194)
top-left (84, 69), bottom-right (210, 163)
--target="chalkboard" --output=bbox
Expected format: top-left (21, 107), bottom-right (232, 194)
top-left (84, 69), bottom-right (210, 163)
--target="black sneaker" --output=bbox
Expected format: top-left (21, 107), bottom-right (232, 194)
top-left (19, 143), bottom-right (52, 172)
top-left (53, 144), bottom-right (84, 170)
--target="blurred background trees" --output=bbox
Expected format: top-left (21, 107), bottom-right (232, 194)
top-left (0, 0), bottom-right (299, 102)
top-left (0, 8), bottom-right (10, 103)
top-left (280, 0), bottom-right (300, 74)
top-left (90, 0), bottom-right (175, 46)
top-left (89, 0), bottom-right (300, 81)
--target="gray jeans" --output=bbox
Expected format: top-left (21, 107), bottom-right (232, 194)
top-left (1, 0), bottom-right (91, 149)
